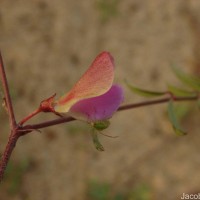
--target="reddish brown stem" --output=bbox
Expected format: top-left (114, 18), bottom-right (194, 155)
top-left (118, 95), bottom-right (198, 111)
top-left (0, 131), bottom-right (19, 181)
top-left (0, 95), bottom-right (198, 181)
top-left (21, 94), bottom-right (199, 132)
top-left (19, 108), bottom-right (41, 126)
top-left (23, 116), bottom-right (75, 130)
top-left (0, 51), bottom-right (18, 181)
top-left (0, 52), bottom-right (16, 128)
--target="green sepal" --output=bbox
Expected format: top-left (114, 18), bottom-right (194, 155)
top-left (171, 65), bottom-right (200, 90)
top-left (167, 100), bottom-right (187, 136)
top-left (125, 80), bottom-right (165, 97)
top-left (91, 129), bottom-right (105, 151)
top-left (93, 120), bottom-right (110, 131)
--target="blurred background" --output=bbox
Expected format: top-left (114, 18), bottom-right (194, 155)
top-left (0, 0), bottom-right (200, 199)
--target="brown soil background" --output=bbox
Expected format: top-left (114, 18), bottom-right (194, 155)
top-left (0, 0), bottom-right (200, 200)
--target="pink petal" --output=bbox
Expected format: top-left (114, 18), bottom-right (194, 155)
top-left (54, 52), bottom-right (114, 113)
top-left (69, 85), bottom-right (124, 122)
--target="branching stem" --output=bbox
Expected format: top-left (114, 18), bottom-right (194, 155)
top-left (0, 52), bottom-right (18, 181)
top-left (22, 94), bottom-right (199, 132)
top-left (0, 51), bottom-right (199, 182)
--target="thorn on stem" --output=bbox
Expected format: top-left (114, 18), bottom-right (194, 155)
top-left (2, 97), bottom-right (8, 113)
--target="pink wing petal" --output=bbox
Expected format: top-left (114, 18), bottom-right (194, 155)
top-left (69, 85), bottom-right (124, 122)
top-left (54, 52), bottom-right (114, 113)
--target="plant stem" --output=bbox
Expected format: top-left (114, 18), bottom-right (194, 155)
top-left (0, 51), bottom-right (19, 181)
top-left (0, 130), bottom-right (19, 181)
top-left (22, 94), bottom-right (199, 132)
top-left (118, 95), bottom-right (198, 111)
top-left (0, 52), bottom-right (16, 128)
top-left (19, 108), bottom-right (41, 125)
top-left (0, 89), bottom-right (198, 181)
top-left (0, 95), bottom-right (198, 181)
top-left (23, 116), bottom-right (75, 130)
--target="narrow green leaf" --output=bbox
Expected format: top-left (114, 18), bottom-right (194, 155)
top-left (125, 81), bottom-right (165, 97)
top-left (167, 85), bottom-right (196, 97)
top-left (91, 129), bottom-right (105, 151)
top-left (171, 65), bottom-right (200, 90)
top-left (167, 100), bottom-right (187, 136)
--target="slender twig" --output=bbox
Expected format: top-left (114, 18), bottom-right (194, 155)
top-left (0, 52), bottom-right (16, 128)
top-left (23, 116), bottom-right (75, 130)
top-left (21, 94), bottom-right (199, 132)
top-left (19, 108), bottom-right (41, 126)
top-left (118, 95), bottom-right (198, 111)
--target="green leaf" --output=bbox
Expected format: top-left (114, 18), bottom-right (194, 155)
top-left (167, 100), bottom-right (187, 136)
top-left (91, 129), bottom-right (105, 151)
top-left (167, 85), bottom-right (196, 97)
top-left (125, 81), bottom-right (165, 97)
top-left (171, 65), bottom-right (200, 90)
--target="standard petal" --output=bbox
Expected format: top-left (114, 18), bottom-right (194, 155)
top-left (69, 85), bottom-right (124, 122)
top-left (54, 52), bottom-right (114, 113)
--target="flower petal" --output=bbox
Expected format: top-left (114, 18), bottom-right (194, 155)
top-left (69, 85), bottom-right (124, 122)
top-left (54, 52), bottom-right (114, 113)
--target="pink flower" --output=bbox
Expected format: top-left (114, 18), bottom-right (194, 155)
top-left (54, 52), bottom-right (124, 122)
top-left (69, 84), bottom-right (124, 122)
